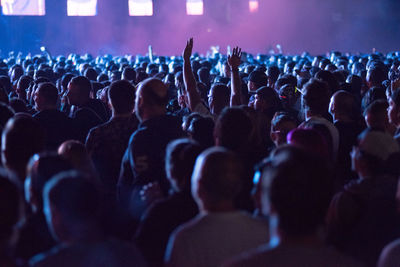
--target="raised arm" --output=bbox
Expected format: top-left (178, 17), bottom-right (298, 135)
top-left (183, 38), bottom-right (202, 111)
top-left (227, 46), bottom-right (242, 106)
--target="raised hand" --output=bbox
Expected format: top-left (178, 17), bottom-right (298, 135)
top-left (227, 46), bottom-right (242, 70)
top-left (183, 38), bottom-right (193, 61)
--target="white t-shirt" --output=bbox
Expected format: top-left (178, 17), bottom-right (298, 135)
top-left (165, 211), bottom-right (269, 267)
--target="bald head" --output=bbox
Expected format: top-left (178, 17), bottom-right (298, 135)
top-left (329, 90), bottom-right (357, 121)
top-left (191, 147), bottom-right (243, 211)
top-left (135, 78), bottom-right (168, 121)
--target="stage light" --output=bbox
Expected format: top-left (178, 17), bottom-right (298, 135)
top-left (129, 0), bottom-right (153, 16)
top-left (1, 0), bottom-right (45, 15)
top-left (67, 0), bottom-right (97, 16)
top-left (187, 0), bottom-right (203, 16)
top-left (249, 0), bottom-right (259, 13)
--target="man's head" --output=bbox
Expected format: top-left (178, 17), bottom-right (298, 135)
top-left (67, 76), bottom-right (92, 106)
top-left (261, 146), bottom-right (332, 238)
top-left (108, 80), bottom-right (135, 116)
top-left (301, 79), bottom-right (331, 117)
top-left (165, 138), bottom-right (202, 193)
top-left (247, 70), bottom-right (268, 92)
top-left (208, 83), bottom-right (230, 115)
top-left (25, 153), bottom-right (72, 213)
top-left (351, 129), bottom-right (399, 177)
top-left (214, 107), bottom-right (252, 152)
top-left (34, 82), bottom-right (59, 111)
top-left (191, 147), bottom-right (243, 212)
top-left (16, 75), bottom-right (33, 100)
top-left (122, 67), bottom-right (136, 83)
top-left (270, 112), bottom-right (298, 147)
top-left (329, 90), bottom-right (358, 122)
top-left (1, 114), bottom-right (45, 180)
top-left (364, 100), bottom-right (389, 131)
top-left (254, 86), bottom-right (281, 113)
top-left (366, 66), bottom-right (387, 89)
top-left (43, 171), bottom-right (100, 242)
top-left (135, 78), bottom-right (168, 122)
top-left (267, 66), bottom-right (280, 88)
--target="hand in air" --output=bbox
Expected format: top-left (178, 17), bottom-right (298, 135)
top-left (227, 46), bottom-right (242, 70)
top-left (183, 38), bottom-right (193, 61)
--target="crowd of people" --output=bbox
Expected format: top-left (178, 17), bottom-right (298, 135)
top-left (0, 38), bottom-right (400, 266)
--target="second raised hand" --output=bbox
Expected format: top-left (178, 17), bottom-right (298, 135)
top-left (183, 38), bottom-right (194, 61)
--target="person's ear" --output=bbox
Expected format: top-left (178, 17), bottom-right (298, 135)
top-left (270, 131), bottom-right (278, 144)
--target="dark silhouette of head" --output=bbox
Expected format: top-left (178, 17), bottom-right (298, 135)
top-left (108, 80), bottom-right (135, 116)
top-left (1, 114), bottom-right (45, 180)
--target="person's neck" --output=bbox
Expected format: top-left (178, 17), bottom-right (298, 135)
top-left (38, 105), bottom-right (57, 112)
top-left (63, 223), bottom-right (104, 245)
top-left (305, 111), bottom-right (324, 121)
top-left (279, 232), bottom-right (324, 248)
top-left (111, 111), bottom-right (132, 119)
top-left (201, 201), bottom-right (236, 213)
top-left (141, 110), bottom-right (165, 122)
top-left (332, 113), bottom-right (353, 123)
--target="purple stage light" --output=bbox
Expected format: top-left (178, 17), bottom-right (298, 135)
top-left (187, 0), bottom-right (203, 16)
top-left (129, 0), bottom-right (153, 16)
top-left (249, 0), bottom-right (259, 13)
top-left (67, 0), bottom-right (97, 16)
top-left (1, 0), bottom-right (45, 15)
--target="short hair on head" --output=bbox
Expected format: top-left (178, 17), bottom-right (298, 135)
top-left (267, 66), bottom-right (280, 83)
top-left (209, 83), bottom-right (230, 106)
top-left (256, 86), bottom-right (282, 111)
top-left (363, 99), bottom-right (388, 117)
top-left (331, 90), bottom-right (358, 119)
top-left (69, 76), bottom-right (92, 97)
top-left (61, 73), bottom-right (75, 89)
top-left (139, 78), bottom-right (168, 107)
top-left (27, 153), bottom-right (72, 210)
top-left (264, 146), bottom-right (333, 237)
top-left (315, 70), bottom-right (339, 93)
top-left (38, 82), bottom-right (59, 106)
top-left (368, 66), bottom-right (387, 87)
top-left (108, 80), bottom-right (136, 114)
top-left (214, 107), bottom-right (252, 151)
top-left (44, 170), bottom-right (99, 223)
top-left (361, 86), bottom-right (386, 111)
top-left (17, 75), bottom-right (33, 91)
top-left (302, 79), bottom-right (331, 115)
top-left (271, 112), bottom-right (297, 131)
top-left (188, 116), bottom-right (215, 148)
top-left (2, 114), bottom-right (45, 176)
top-left (122, 67), bottom-right (136, 82)
top-left (192, 147), bottom-right (243, 204)
top-left (165, 138), bottom-right (202, 190)
top-left (84, 68), bottom-right (97, 82)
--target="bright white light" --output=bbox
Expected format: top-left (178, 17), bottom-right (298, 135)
top-left (186, 0), bottom-right (203, 16)
top-left (2, 0), bottom-right (45, 15)
top-left (249, 0), bottom-right (259, 13)
top-left (67, 0), bottom-right (97, 16)
top-left (129, 0), bottom-right (153, 16)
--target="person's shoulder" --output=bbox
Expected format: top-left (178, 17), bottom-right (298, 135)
top-left (170, 214), bottom-right (204, 238)
top-left (378, 238), bottom-right (400, 267)
top-left (29, 245), bottom-right (69, 267)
